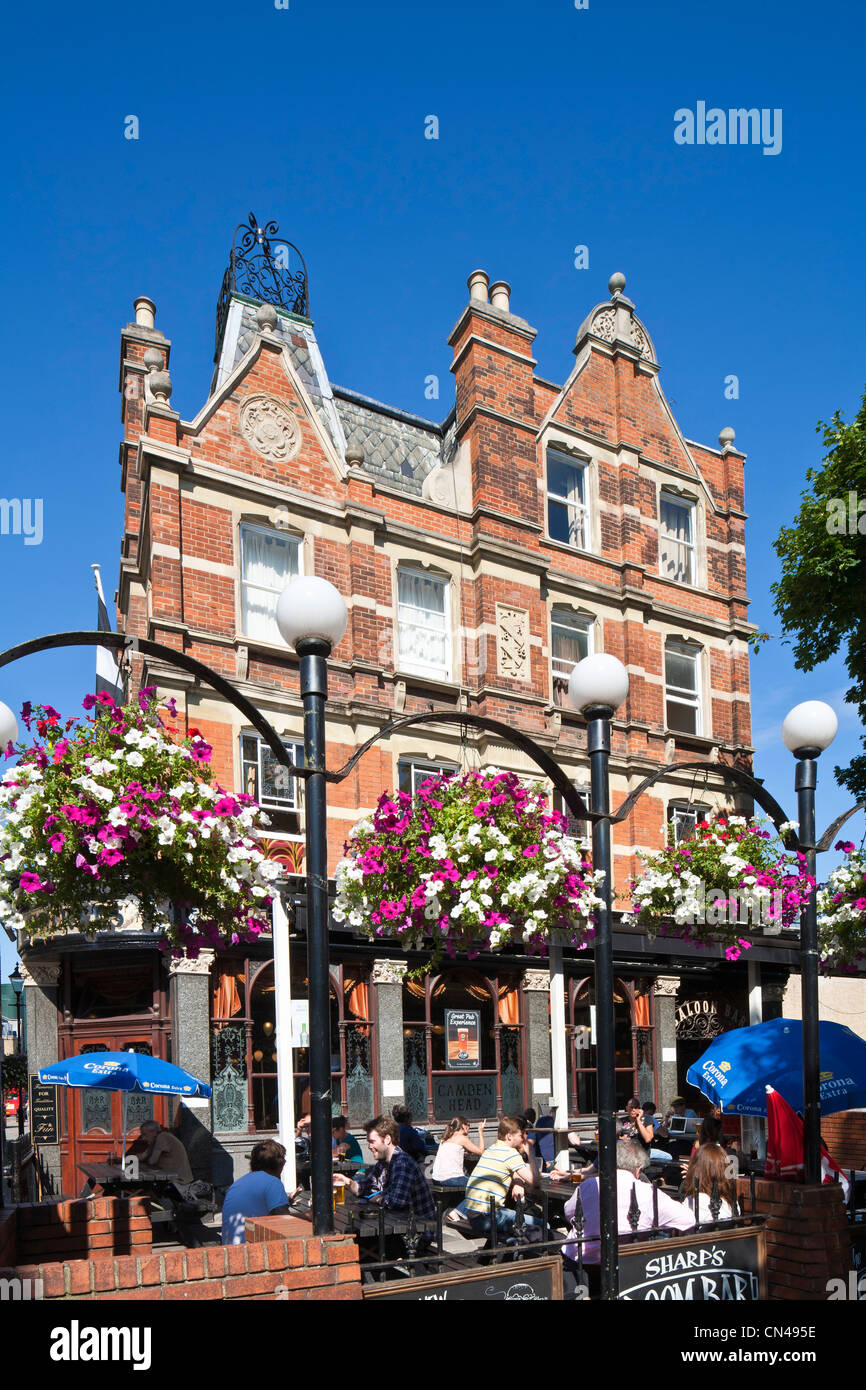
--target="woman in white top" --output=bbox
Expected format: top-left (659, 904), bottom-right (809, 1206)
top-left (431, 1115), bottom-right (486, 1186)
top-left (683, 1144), bottom-right (736, 1223)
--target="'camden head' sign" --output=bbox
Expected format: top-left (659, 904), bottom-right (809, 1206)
top-left (618, 1228), bottom-right (766, 1301)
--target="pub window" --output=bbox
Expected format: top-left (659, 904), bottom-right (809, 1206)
top-left (404, 969), bottom-right (524, 1124)
top-left (397, 758), bottom-right (458, 797)
top-left (567, 978), bottom-right (637, 1114)
top-left (241, 734), bottom-right (304, 832)
top-left (547, 450), bottom-right (589, 550)
top-left (664, 641), bottom-right (702, 736)
top-left (240, 524), bottom-right (301, 644)
top-left (659, 493), bottom-right (696, 586)
top-left (396, 567), bottom-right (450, 679)
top-left (551, 607), bottom-right (593, 706)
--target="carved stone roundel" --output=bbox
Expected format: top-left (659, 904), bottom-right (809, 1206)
top-left (239, 394), bottom-right (301, 462)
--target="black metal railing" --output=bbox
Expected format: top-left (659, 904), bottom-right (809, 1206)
top-left (215, 212), bottom-right (310, 359)
top-left (354, 1176), bottom-right (763, 1288)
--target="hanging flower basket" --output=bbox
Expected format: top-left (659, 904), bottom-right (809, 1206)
top-left (0, 691), bottom-right (282, 955)
top-left (333, 767), bottom-right (603, 965)
top-left (817, 841), bottom-right (866, 970)
top-left (630, 811), bottom-right (814, 961)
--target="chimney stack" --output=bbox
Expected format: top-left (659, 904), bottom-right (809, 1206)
top-left (134, 296), bottom-right (156, 329)
top-left (489, 280), bottom-right (511, 313)
top-left (467, 269), bottom-right (489, 304)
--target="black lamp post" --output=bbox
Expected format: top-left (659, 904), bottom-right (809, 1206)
top-left (9, 966), bottom-right (24, 1137)
top-left (276, 575), bottom-right (349, 1236)
top-left (781, 699), bottom-right (839, 1184)
top-left (568, 653), bottom-right (630, 1302)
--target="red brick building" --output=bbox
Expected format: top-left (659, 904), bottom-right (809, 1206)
top-left (21, 227), bottom-right (798, 1193)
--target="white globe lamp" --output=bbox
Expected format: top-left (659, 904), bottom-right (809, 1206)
top-left (568, 653), bottom-right (629, 717)
top-left (276, 576), bottom-right (348, 653)
top-left (0, 701), bottom-right (18, 750)
top-left (781, 701), bottom-right (838, 757)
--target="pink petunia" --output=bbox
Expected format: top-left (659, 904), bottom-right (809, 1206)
top-left (98, 848), bottom-right (125, 867)
top-left (20, 872), bottom-right (45, 892)
top-left (75, 854), bottom-right (100, 879)
top-left (214, 796), bottom-right (242, 818)
top-left (522, 845), bottom-right (540, 858)
top-left (48, 832), bottom-right (66, 853)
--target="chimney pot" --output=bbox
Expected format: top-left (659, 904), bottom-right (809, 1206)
top-left (489, 280), bottom-right (511, 313)
top-left (467, 269), bottom-right (490, 304)
top-left (134, 296), bottom-right (156, 329)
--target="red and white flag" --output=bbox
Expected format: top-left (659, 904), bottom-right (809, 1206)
top-left (765, 1085), bottom-right (849, 1197)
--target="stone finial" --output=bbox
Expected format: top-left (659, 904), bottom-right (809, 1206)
top-left (149, 369), bottom-right (173, 403)
top-left (608, 271), bottom-right (627, 298)
top-left (143, 347), bottom-right (164, 372)
top-left (134, 296), bottom-right (156, 328)
top-left (256, 303), bottom-right (278, 332)
top-left (719, 426), bottom-right (736, 451)
top-left (345, 438), bottom-right (365, 466)
top-left (489, 280), bottom-right (511, 312)
top-left (467, 269), bottom-right (490, 304)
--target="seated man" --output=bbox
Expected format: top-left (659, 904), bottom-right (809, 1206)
top-left (449, 1115), bottom-right (541, 1237)
top-left (336, 1116), bottom-right (435, 1223)
top-left (391, 1105), bottom-right (428, 1163)
top-left (221, 1140), bottom-right (300, 1245)
top-left (332, 1115), bottom-right (364, 1162)
top-left (138, 1121), bottom-right (194, 1185)
top-left (563, 1138), bottom-right (695, 1285)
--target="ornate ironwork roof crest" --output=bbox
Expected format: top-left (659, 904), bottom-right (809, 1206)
top-left (215, 212), bottom-right (310, 359)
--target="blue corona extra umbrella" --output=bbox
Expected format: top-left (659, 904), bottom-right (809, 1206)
top-left (686, 1017), bottom-right (866, 1117)
top-left (40, 1051), bottom-right (211, 1166)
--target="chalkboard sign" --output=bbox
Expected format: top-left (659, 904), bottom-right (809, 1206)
top-left (363, 1256), bottom-right (563, 1301)
top-left (618, 1226), bottom-right (766, 1301)
top-left (29, 1079), bottom-right (59, 1146)
top-left (433, 1074), bottom-right (497, 1121)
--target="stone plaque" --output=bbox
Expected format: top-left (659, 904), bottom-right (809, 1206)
top-left (496, 605), bottom-right (530, 681)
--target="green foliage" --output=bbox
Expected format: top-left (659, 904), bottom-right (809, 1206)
top-left (770, 388), bottom-right (866, 800)
top-left (1, 1053), bottom-right (28, 1095)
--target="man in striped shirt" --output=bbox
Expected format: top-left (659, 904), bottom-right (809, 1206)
top-left (449, 1115), bottom-right (541, 1236)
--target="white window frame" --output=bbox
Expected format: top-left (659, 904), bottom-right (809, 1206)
top-left (239, 522), bottom-right (302, 644)
top-left (551, 607), bottom-right (594, 690)
top-left (659, 492), bottom-right (696, 586)
top-left (664, 642), bottom-right (702, 736)
top-left (552, 785), bottom-right (590, 841)
top-left (396, 566), bottom-right (451, 680)
top-left (397, 759), bottom-right (458, 797)
top-left (667, 801), bottom-right (710, 845)
top-left (546, 449), bottom-right (589, 551)
top-left (241, 733), bottom-right (305, 811)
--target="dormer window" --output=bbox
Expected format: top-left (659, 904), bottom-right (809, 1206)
top-left (659, 493), bottom-right (696, 586)
top-left (547, 451), bottom-right (589, 550)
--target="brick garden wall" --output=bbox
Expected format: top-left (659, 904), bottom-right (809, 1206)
top-left (15, 1197), bottom-right (152, 1264)
top-left (819, 1111), bottom-right (866, 1170)
top-left (0, 1214), bottom-right (362, 1301)
top-left (738, 1177), bottom-right (851, 1300)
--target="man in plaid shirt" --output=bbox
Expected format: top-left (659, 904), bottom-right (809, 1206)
top-left (335, 1115), bottom-right (435, 1221)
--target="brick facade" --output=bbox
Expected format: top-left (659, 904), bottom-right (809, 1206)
top-left (115, 266), bottom-right (754, 897)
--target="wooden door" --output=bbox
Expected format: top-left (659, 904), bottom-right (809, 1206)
top-left (61, 1034), bottom-right (168, 1195)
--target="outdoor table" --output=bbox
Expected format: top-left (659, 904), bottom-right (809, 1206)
top-left (77, 1163), bottom-right (187, 1226)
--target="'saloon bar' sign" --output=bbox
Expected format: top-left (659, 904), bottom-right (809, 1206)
top-left (618, 1227), bottom-right (766, 1301)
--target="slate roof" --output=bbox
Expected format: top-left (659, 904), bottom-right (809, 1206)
top-left (223, 296), bottom-right (451, 496)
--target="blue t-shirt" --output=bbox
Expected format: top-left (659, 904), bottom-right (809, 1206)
top-left (221, 1170), bottom-right (291, 1244)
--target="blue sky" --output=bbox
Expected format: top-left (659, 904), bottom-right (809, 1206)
top-left (1, 0), bottom-right (864, 978)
